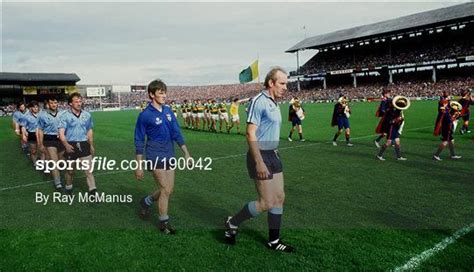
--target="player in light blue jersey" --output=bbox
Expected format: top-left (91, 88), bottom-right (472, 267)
top-left (20, 101), bottom-right (42, 164)
top-left (225, 67), bottom-right (295, 252)
top-left (59, 93), bottom-right (97, 195)
top-left (38, 97), bottom-right (65, 190)
top-left (12, 102), bottom-right (29, 156)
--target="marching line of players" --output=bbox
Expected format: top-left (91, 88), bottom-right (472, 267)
top-left (11, 93), bottom-right (98, 194)
top-left (165, 98), bottom-right (244, 134)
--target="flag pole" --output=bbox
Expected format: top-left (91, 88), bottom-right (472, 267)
top-left (257, 53), bottom-right (260, 84)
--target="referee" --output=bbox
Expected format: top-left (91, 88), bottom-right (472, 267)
top-left (225, 67), bottom-right (295, 252)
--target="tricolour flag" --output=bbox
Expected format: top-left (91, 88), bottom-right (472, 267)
top-left (239, 60), bottom-right (259, 83)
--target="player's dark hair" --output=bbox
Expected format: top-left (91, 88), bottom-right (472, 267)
top-left (382, 89), bottom-right (391, 95)
top-left (264, 67), bottom-right (287, 89)
top-left (28, 100), bottom-right (38, 108)
top-left (68, 92), bottom-right (82, 104)
top-left (16, 101), bottom-right (25, 109)
top-left (233, 98), bottom-right (239, 102)
top-left (47, 96), bottom-right (58, 102)
top-left (147, 79), bottom-right (167, 100)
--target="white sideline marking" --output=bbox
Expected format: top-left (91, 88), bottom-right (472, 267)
top-left (0, 125), bottom-right (432, 192)
top-left (393, 223), bottom-right (474, 271)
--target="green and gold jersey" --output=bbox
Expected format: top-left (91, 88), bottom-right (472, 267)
top-left (204, 103), bottom-right (210, 113)
top-left (196, 104), bottom-right (205, 113)
top-left (218, 102), bottom-right (227, 113)
top-left (185, 103), bottom-right (192, 113)
top-left (210, 103), bottom-right (219, 114)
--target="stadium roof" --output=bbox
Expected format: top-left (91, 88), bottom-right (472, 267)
top-left (286, 2), bottom-right (474, 53)
top-left (0, 72), bottom-right (80, 83)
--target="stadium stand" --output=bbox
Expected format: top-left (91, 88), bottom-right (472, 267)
top-left (286, 2), bottom-right (473, 93)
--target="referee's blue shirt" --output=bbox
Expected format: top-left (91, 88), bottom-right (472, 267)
top-left (247, 90), bottom-right (281, 150)
top-left (134, 103), bottom-right (185, 160)
top-left (58, 110), bottom-right (93, 142)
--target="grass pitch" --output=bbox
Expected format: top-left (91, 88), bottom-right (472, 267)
top-left (0, 100), bottom-right (473, 270)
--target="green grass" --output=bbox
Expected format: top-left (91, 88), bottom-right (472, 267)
top-left (0, 101), bottom-right (473, 270)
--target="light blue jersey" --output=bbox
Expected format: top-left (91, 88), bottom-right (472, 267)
top-left (38, 110), bottom-right (64, 136)
top-left (58, 110), bottom-right (93, 142)
top-left (21, 110), bottom-right (40, 133)
top-left (246, 90), bottom-right (281, 150)
top-left (12, 110), bottom-right (27, 125)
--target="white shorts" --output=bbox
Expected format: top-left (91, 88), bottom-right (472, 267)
top-left (220, 112), bottom-right (229, 121)
top-left (197, 113), bottom-right (204, 118)
top-left (231, 114), bottom-right (240, 122)
top-left (174, 112), bottom-right (178, 118)
top-left (211, 114), bottom-right (219, 121)
top-left (192, 113), bottom-right (197, 118)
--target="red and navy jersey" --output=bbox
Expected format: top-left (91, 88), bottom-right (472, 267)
top-left (331, 103), bottom-right (345, 126)
top-left (376, 97), bottom-right (391, 117)
top-left (434, 101), bottom-right (455, 136)
top-left (288, 105), bottom-right (304, 121)
top-left (376, 101), bottom-right (404, 134)
top-left (388, 109), bottom-right (404, 126)
top-left (458, 97), bottom-right (472, 116)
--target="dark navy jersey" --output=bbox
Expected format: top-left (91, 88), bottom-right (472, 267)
top-left (376, 97), bottom-right (390, 117)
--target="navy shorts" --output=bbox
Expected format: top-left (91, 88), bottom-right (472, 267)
top-left (291, 117), bottom-right (301, 127)
top-left (387, 125), bottom-right (401, 141)
top-left (27, 132), bottom-right (37, 143)
top-left (462, 112), bottom-right (470, 121)
top-left (65, 141), bottom-right (91, 160)
top-left (337, 117), bottom-right (350, 129)
top-left (43, 134), bottom-right (64, 151)
top-left (247, 149), bottom-right (283, 180)
top-left (441, 126), bottom-right (454, 142)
